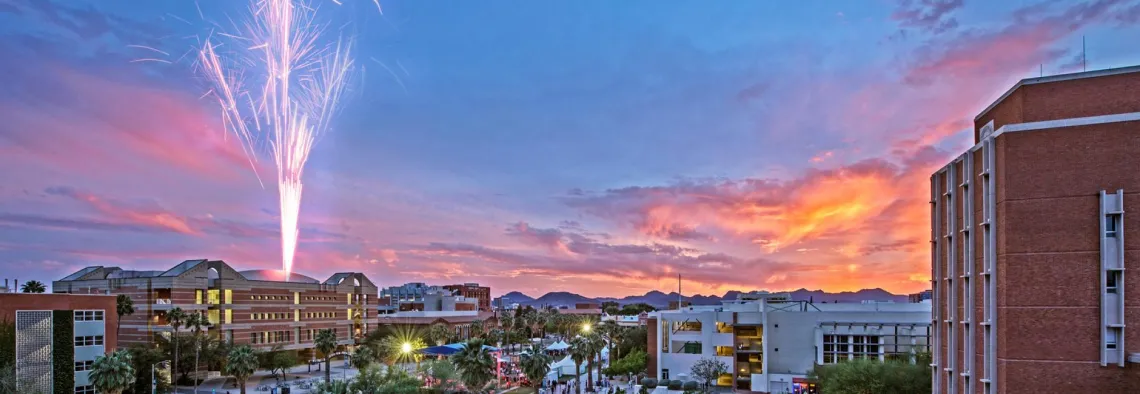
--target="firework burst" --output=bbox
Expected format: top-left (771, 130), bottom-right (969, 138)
top-left (197, 0), bottom-right (356, 279)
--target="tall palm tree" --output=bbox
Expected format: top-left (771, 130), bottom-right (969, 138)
top-left (166, 307), bottom-right (186, 385)
top-left (186, 311), bottom-right (209, 392)
top-left (569, 336), bottom-right (591, 394)
top-left (315, 328), bottom-right (338, 383)
top-left (520, 343), bottom-right (553, 388)
top-left (224, 345), bottom-right (258, 394)
top-left (19, 280), bottom-right (45, 293)
top-left (450, 338), bottom-right (495, 393)
top-left (115, 294), bottom-right (135, 343)
top-left (89, 350), bottom-right (136, 394)
top-left (351, 345), bottom-right (376, 369)
top-left (584, 332), bottom-right (606, 392)
top-left (469, 319), bottom-right (484, 339)
top-left (599, 320), bottom-right (622, 369)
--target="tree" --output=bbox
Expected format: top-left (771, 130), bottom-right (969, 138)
top-left (617, 326), bottom-right (647, 359)
top-left (469, 319), bottom-right (484, 339)
top-left (185, 311), bottom-right (210, 391)
top-left (808, 356), bottom-right (931, 394)
top-left (569, 336), bottom-right (591, 394)
top-left (315, 328), bottom-right (338, 384)
top-left (603, 350), bottom-right (647, 378)
top-left (691, 357), bottom-right (728, 392)
top-left (428, 322), bottom-right (454, 346)
top-left (598, 320), bottom-right (623, 364)
top-left (419, 358), bottom-right (461, 392)
top-left (115, 294), bottom-right (135, 342)
top-left (89, 350), bottom-right (136, 394)
top-left (351, 345), bottom-right (376, 369)
top-left (165, 307), bottom-right (186, 385)
top-left (520, 343), bottom-right (553, 388)
top-left (617, 303), bottom-right (655, 315)
top-left (126, 344), bottom-right (171, 394)
top-left (19, 280), bottom-right (45, 293)
top-left (582, 332), bottom-right (606, 392)
top-left (601, 301), bottom-right (620, 315)
top-left (261, 345), bottom-right (300, 385)
top-left (224, 345), bottom-right (259, 394)
top-left (352, 364), bottom-right (423, 394)
top-left (450, 338), bottom-right (495, 393)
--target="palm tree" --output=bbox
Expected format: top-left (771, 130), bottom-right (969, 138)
top-left (19, 280), bottom-right (45, 293)
top-left (521, 343), bottom-right (553, 388)
top-left (115, 294), bottom-right (135, 342)
top-left (165, 307), bottom-right (186, 385)
top-left (584, 332), bottom-right (606, 392)
top-left (469, 319), bottom-right (484, 339)
top-left (89, 350), bottom-right (136, 394)
top-left (315, 328), bottom-right (338, 383)
top-left (224, 345), bottom-right (258, 394)
top-left (599, 320), bottom-right (622, 369)
top-left (351, 345), bottom-right (376, 369)
top-left (569, 336), bottom-right (591, 394)
top-left (427, 322), bottom-right (453, 346)
top-left (450, 338), bottom-right (495, 393)
top-left (185, 311), bottom-right (209, 392)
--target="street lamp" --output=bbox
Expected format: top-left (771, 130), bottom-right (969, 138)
top-left (582, 323), bottom-right (591, 333)
top-left (151, 360), bottom-right (170, 394)
top-left (401, 342), bottom-right (413, 354)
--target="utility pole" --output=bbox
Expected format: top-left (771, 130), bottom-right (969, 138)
top-left (677, 273), bottom-right (682, 309)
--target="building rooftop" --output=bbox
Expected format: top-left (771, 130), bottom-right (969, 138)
top-left (976, 64), bottom-right (1140, 121)
top-left (56, 260), bottom-right (375, 288)
top-left (238, 269), bottom-right (320, 284)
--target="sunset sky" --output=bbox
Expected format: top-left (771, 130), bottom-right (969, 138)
top-left (2, 0), bottom-right (1140, 298)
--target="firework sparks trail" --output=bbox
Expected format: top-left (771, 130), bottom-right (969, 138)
top-left (197, 0), bottom-right (355, 279)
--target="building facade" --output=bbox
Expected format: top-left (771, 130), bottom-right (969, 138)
top-left (379, 283), bottom-right (479, 314)
top-left (648, 292), bottom-right (931, 393)
top-left (930, 66), bottom-right (1140, 394)
top-left (0, 293), bottom-right (117, 394)
top-left (52, 260), bottom-right (378, 357)
top-left (443, 283), bottom-right (492, 312)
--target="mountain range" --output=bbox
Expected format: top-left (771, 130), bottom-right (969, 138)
top-left (496, 288), bottom-right (908, 308)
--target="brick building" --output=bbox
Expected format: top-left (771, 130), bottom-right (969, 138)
top-left (0, 293), bottom-right (117, 394)
top-left (379, 282), bottom-right (480, 314)
top-left (930, 66), bottom-right (1140, 394)
top-left (52, 259), bottom-right (378, 357)
top-left (443, 283), bottom-right (492, 311)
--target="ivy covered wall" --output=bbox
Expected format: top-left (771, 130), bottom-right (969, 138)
top-left (53, 310), bottom-right (74, 394)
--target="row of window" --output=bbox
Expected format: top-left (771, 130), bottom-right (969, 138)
top-left (74, 335), bottom-right (104, 347)
top-left (250, 330), bottom-right (293, 344)
top-left (74, 310), bottom-right (104, 322)
top-left (306, 296), bottom-right (340, 301)
top-left (821, 335), bottom-right (931, 364)
top-left (252, 295), bottom-right (289, 301)
top-left (75, 385), bottom-right (96, 394)
top-left (74, 360), bottom-right (94, 372)
top-left (305, 312), bottom-right (338, 319)
top-left (251, 312), bottom-right (289, 321)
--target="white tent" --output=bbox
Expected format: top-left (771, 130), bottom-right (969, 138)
top-left (546, 340), bottom-right (570, 351)
top-left (601, 346), bottom-right (610, 360)
top-left (551, 356), bottom-right (581, 376)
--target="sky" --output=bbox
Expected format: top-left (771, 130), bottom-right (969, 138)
top-left (2, 0), bottom-right (1139, 298)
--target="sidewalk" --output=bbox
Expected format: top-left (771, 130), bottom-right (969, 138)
top-left (174, 362), bottom-right (361, 394)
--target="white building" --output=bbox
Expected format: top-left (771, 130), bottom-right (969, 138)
top-left (648, 292), bottom-right (931, 393)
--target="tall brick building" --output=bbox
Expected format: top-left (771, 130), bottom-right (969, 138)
top-left (443, 283), bottom-right (492, 311)
top-left (0, 293), bottom-right (117, 394)
top-left (930, 66), bottom-right (1140, 394)
top-left (52, 259), bottom-right (377, 357)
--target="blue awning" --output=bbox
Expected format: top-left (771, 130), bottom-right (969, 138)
top-left (417, 343), bottom-right (500, 356)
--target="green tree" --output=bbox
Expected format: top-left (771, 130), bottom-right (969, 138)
top-left (223, 345), bottom-right (259, 394)
top-left (427, 322), bottom-right (453, 346)
top-left (419, 358), bottom-right (461, 392)
top-left (617, 326), bottom-right (647, 358)
top-left (520, 343), bottom-right (553, 388)
top-left (603, 350), bottom-right (647, 378)
top-left (19, 280), bottom-right (46, 293)
top-left (316, 328), bottom-right (339, 383)
top-left (351, 345), bottom-right (376, 369)
top-left (260, 345), bottom-right (300, 385)
top-left (352, 364), bottom-right (423, 394)
top-left (808, 356), bottom-right (932, 394)
top-left (583, 332), bottom-right (606, 392)
top-left (115, 294), bottom-right (135, 343)
top-left (450, 338), bottom-right (495, 393)
top-left (598, 320), bottom-right (623, 365)
top-left (184, 311), bottom-right (210, 391)
top-left (691, 357), bottom-right (728, 392)
top-left (569, 336), bottom-right (591, 394)
top-left (617, 303), bottom-right (655, 315)
top-left (125, 344), bottom-right (171, 394)
top-left (469, 319), bottom-right (484, 339)
top-left (89, 350), bottom-right (136, 394)
top-left (164, 307), bottom-right (186, 385)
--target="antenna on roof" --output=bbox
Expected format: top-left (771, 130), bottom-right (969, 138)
top-left (1040, 64), bottom-right (1043, 77)
top-left (1083, 35), bottom-right (1087, 72)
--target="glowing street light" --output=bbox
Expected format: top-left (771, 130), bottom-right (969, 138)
top-left (401, 342), bottom-right (413, 354)
top-left (582, 323), bottom-right (592, 333)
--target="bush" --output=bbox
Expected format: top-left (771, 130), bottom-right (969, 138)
top-left (682, 381), bottom-right (698, 390)
top-left (667, 379), bottom-right (683, 390)
top-left (640, 378), bottom-right (657, 388)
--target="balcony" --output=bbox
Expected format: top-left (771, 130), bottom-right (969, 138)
top-left (736, 338), bottom-right (763, 352)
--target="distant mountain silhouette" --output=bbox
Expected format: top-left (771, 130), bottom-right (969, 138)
top-left (506, 287), bottom-right (908, 308)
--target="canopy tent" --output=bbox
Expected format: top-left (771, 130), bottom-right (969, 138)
top-left (545, 341), bottom-right (570, 351)
top-left (418, 342), bottom-right (500, 356)
top-left (551, 356), bottom-right (582, 376)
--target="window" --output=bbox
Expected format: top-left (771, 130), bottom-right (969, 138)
top-left (1108, 273), bottom-right (1119, 294)
top-left (1107, 329), bottom-right (1118, 349)
top-left (74, 360), bottom-right (94, 372)
top-left (73, 336), bottom-right (104, 347)
top-left (75, 385), bottom-right (96, 394)
top-left (73, 310), bottom-right (104, 321)
top-left (1106, 215), bottom-right (1119, 237)
top-left (662, 369), bottom-right (669, 380)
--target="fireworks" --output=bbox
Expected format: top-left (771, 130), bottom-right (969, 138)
top-left (197, 0), bottom-right (356, 279)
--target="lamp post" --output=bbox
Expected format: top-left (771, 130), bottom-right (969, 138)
top-left (151, 360), bottom-right (170, 394)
